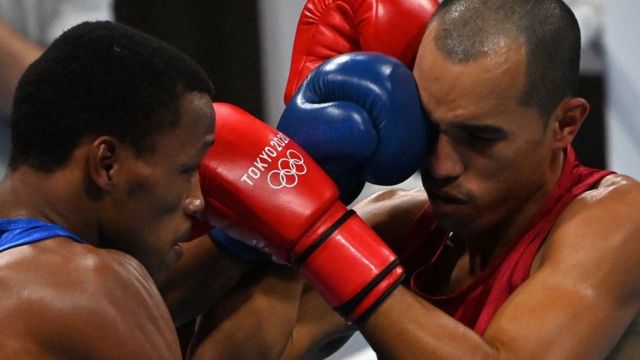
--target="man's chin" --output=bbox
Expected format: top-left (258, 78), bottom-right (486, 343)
top-left (149, 246), bottom-right (184, 286)
top-left (433, 211), bottom-right (475, 236)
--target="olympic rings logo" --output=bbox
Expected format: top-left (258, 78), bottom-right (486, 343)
top-left (267, 150), bottom-right (307, 189)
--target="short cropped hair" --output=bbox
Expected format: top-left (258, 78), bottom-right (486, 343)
top-left (10, 21), bottom-right (215, 172)
top-left (429, 0), bottom-right (581, 119)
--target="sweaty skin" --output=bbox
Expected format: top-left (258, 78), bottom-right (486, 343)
top-left (0, 238), bottom-right (181, 359)
top-left (0, 92), bottom-right (221, 359)
top-left (355, 22), bottom-right (640, 360)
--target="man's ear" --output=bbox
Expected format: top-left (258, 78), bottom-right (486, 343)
top-left (87, 136), bottom-right (119, 191)
top-left (549, 97), bottom-right (590, 150)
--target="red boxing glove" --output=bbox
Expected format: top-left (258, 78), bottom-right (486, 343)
top-left (284, 0), bottom-right (440, 103)
top-left (200, 103), bottom-right (404, 323)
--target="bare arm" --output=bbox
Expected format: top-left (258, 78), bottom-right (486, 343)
top-left (352, 187), bottom-right (429, 250)
top-left (0, 19), bottom-right (42, 112)
top-left (278, 187), bottom-right (430, 359)
top-left (360, 177), bottom-right (640, 359)
top-left (188, 262), bottom-right (306, 360)
top-left (279, 283), bottom-right (355, 360)
top-left (186, 188), bottom-right (429, 359)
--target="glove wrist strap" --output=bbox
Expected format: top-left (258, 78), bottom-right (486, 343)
top-left (296, 206), bottom-right (405, 323)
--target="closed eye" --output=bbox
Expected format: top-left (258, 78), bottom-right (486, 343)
top-left (440, 123), bottom-right (508, 152)
top-left (180, 164), bottom-right (199, 176)
top-left (465, 130), bottom-right (503, 142)
top-left (457, 124), bottom-right (508, 141)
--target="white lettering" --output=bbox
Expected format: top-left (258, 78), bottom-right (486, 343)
top-left (248, 167), bottom-right (261, 179)
top-left (263, 146), bottom-right (277, 158)
top-left (253, 157), bottom-right (268, 171)
top-left (240, 174), bottom-right (254, 186)
top-left (240, 133), bottom-right (290, 186)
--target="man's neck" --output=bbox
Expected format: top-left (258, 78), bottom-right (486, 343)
top-left (462, 149), bottom-right (567, 273)
top-left (0, 167), bottom-right (99, 245)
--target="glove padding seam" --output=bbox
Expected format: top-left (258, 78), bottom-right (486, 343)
top-left (292, 209), bottom-right (357, 267)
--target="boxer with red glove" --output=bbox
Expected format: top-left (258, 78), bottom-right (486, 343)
top-left (278, 52), bottom-right (430, 204)
top-left (200, 102), bottom-right (404, 323)
top-left (284, 0), bottom-right (440, 103)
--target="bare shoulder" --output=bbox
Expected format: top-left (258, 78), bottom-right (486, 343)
top-left (543, 173), bottom-right (640, 294)
top-left (352, 187), bottom-right (428, 244)
top-left (504, 174), bottom-right (640, 358)
top-left (0, 239), bottom-right (180, 359)
top-left (549, 173), bottom-right (640, 238)
top-left (556, 173), bottom-right (640, 238)
top-left (596, 173), bottom-right (639, 189)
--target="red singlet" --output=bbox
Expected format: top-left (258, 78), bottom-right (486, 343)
top-left (395, 147), bottom-right (614, 334)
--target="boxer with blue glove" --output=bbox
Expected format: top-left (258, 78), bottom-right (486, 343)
top-left (193, 1), bottom-right (640, 359)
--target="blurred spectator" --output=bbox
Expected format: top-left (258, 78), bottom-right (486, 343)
top-left (0, 0), bottom-right (113, 177)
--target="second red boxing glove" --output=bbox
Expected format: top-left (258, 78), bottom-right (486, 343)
top-left (284, 0), bottom-right (440, 103)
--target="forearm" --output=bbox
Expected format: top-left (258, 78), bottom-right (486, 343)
top-left (187, 267), bottom-right (353, 360)
top-left (189, 264), bottom-right (306, 360)
top-left (160, 236), bottom-right (253, 325)
top-left (0, 20), bottom-right (43, 111)
top-left (361, 287), bottom-right (498, 360)
top-left (279, 284), bottom-right (355, 360)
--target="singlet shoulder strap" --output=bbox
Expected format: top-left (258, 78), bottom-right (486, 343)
top-left (0, 218), bottom-right (85, 252)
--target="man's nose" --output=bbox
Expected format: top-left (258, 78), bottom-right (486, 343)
top-left (184, 175), bottom-right (205, 217)
top-left (426, 135), bottom-right (464, 180)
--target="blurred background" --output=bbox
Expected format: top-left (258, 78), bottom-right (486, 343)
top-left (0, 0), bottom-right (638, 358)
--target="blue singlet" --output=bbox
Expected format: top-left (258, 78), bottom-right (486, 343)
top-left (0, 218), bottom-right (85, 252)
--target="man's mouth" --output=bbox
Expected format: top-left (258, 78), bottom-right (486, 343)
top-left (428, 190), bottom-right (467, 205)
top-left (174, 227), bottom-right (198, 245)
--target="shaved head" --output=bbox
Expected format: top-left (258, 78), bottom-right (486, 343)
top-left (427, 0), bottom-right (581, 118)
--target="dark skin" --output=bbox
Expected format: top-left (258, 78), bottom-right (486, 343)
top-left (188, 262), bottom-right (304, 359)
top-left (161, 234), bottom-right (251, 326)
top-left (0, 238), bottom-right (180, 359)
top-left (186, 262), bottom-right (360, 360)
top-left (187, 19), bottom-right (640, 360)
top-left (0, 17), bottom-right (256, 354)
top-left (0, 91), bottom-right (238, 359)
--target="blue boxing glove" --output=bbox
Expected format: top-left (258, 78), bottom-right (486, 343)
top-left (277, 52), bottom-right (430, 204)
top-left (209, 227), bottom-right (266, 262)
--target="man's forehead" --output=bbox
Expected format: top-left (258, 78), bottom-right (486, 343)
top-left (420, 20), bottom-right (525, 62)
top-left (153, 95), bottom-right (213, 153)
top-left (416, 31), bottom-right (526, 96)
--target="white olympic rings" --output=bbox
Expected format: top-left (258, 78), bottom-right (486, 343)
top-left (267, 150), bottom-right (307, 189)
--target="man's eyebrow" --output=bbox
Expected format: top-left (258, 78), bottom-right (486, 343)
top-left (451, 122), bottom-right (508, 137)
top-left (202, 138), bottom-right (214, 150)
top-left (197, 138), bottom-right (214, 156)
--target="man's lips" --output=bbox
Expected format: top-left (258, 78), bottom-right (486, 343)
top-left (428, 190), bottom-right (467, 204)
top-left (174, 227), bottom-right (199, 245)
